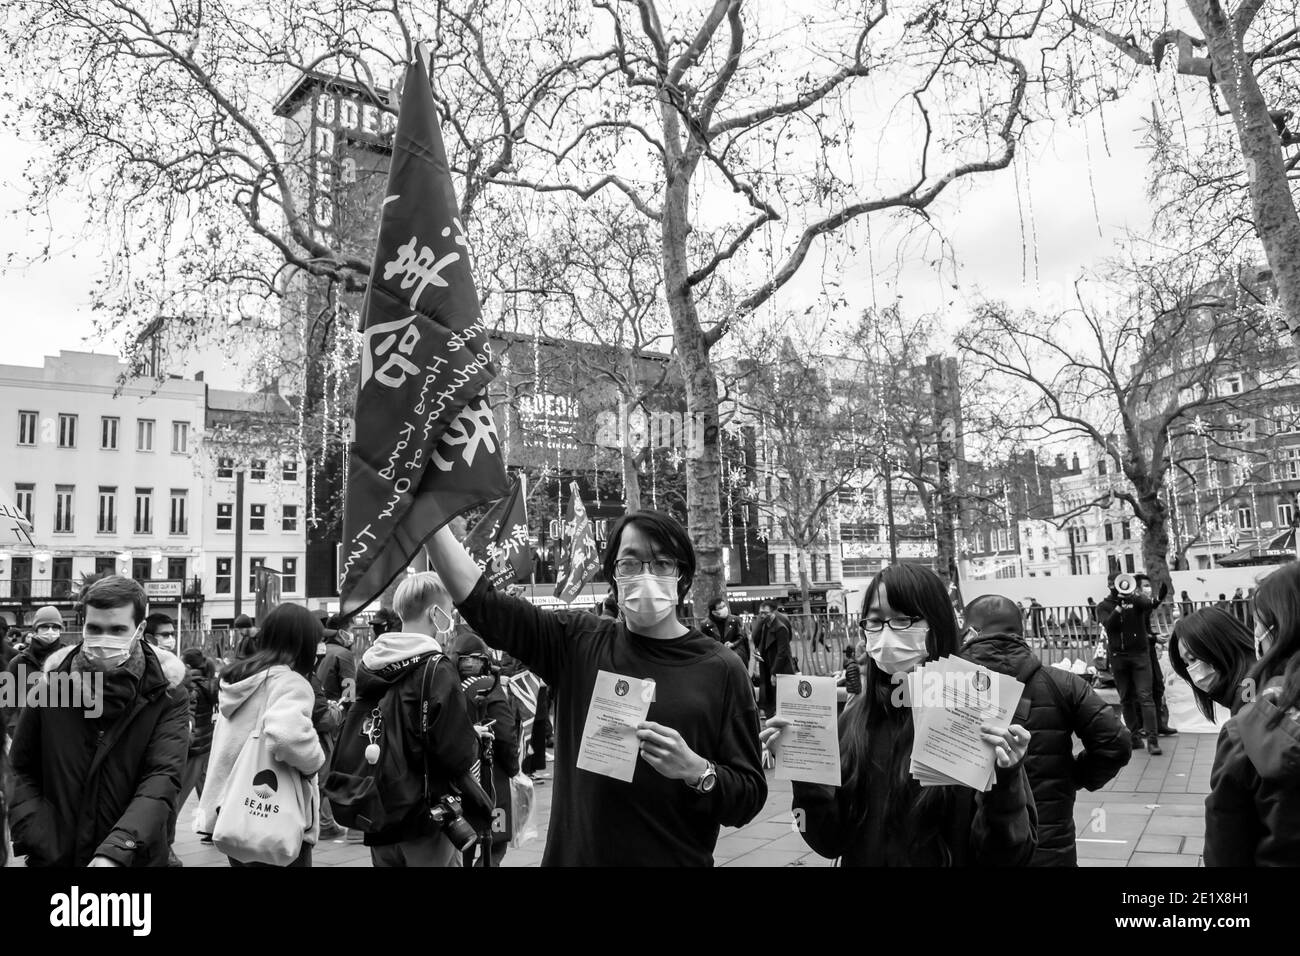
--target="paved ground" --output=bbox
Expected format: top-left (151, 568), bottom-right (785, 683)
top-left (155, 731), bottom-right (1216, 867)
top-left (6, 733), bottom-right (1217, 867)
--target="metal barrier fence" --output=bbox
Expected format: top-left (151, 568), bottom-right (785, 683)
top-left (687, 599), bottom-right (1246, 678)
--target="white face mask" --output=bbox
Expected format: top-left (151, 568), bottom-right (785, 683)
top-left (83, 622), bottom-right (143, 670)
top-left (430, 606), bottom-right (454, 638)
top-left (159, 636), bottom-right (176, 652)
top-left (33, 626), bottom-right (63, 646)
top-left (618, 574), bottom-right (679, 632)
top-left (865, 624), bottom-right (930, 675)
top-left (1186, 660), bottom-right (1217, 693)
top-left (715, 605), bottom-right (730, 619)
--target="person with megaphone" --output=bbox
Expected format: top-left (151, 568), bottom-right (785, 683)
top-left (1096, 572), bottom-right (1167, 755)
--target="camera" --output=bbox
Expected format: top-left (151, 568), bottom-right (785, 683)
top-left (428, 795), bottom-right (480, 852)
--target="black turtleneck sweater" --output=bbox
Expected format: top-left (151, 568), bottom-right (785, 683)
top-left (457, 575), bottom-right (766, 866)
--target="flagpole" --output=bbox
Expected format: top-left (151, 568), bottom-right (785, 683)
top-left (523, 470), bottom-right (536, 585)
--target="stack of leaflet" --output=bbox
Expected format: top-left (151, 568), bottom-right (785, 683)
top-left (906, 656), bottom-right (1025, 792)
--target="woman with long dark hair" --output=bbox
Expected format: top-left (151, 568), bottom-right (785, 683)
top-left (1205, 563), bottom-right (1300, 865)
top-left (196, 603), bottom-right (325, 867)
top-left (1168, 607), bottom-right (1255, 723)
top-left (762, 563), bottom-right (1035, 865)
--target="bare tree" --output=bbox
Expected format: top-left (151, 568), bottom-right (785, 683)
top-left (959, 253), bottom-right (1293, 594)
top-left (4, 0), bottom-right (1047, 614)
top-left (1066, 1), bottom-right (1300, 353)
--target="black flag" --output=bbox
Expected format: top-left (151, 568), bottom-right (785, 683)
top-left (463, 478), bottom-right (533, 589)
top-left (339, 51), bottom-right (508, 615)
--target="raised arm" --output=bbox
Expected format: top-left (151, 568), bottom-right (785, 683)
top-left (427, 524), bottom-right (485, 602)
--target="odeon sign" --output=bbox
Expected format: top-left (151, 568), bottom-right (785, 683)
top-left (307, 87), bottom-right (398, 240)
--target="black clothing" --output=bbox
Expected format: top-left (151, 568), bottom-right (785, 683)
top-left (962, 632), bottom-right (1132, 865)
top-left (1206, 677), bottom-right (1300, 866)
top-left (792, 698), bottom-right (1036, 866)
top-left (753, 612), bottom-right (795, 717)
top-left (7, 644), bottom-right (189, 867)
top-left (316, 633), bottom-right (355, 702)
top-left (351, 649), bottom-right (482, 847)
top-left (457, 575), bottom-right (766, 866)
top-left (1112, 651), bottom-right (1159, 738)
top-left (462, 671), bottom-right (521, 854)
top-left (701, 613), bottom-right (749, 670)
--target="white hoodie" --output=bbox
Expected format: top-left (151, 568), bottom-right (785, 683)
top-left (194, 664), bottom-right (324, 841)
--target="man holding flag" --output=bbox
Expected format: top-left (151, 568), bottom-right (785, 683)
top-left (326, 48), bottom-right (503, 867)
top-left (424, 509), bottom-right (766, 866)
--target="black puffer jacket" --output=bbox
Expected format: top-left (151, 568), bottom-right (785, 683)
top-left (6, 643), bottom-right (190, 867)
top-left (186, 666), bottom-right (219, 756)
top-left (962, 632), bottom-right (1132, 866)
top-left (1205, 676), bottom-right (1300, 866)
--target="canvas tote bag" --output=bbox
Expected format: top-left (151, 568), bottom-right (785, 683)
top-left (212, 675), bottom-right (317, 865)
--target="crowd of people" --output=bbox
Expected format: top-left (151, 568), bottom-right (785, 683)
top-left (2, 509), bottom-right (1298, 867)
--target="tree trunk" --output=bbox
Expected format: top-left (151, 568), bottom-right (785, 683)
top-left (622, 448), bottom-right (643, 512)
top-left (1188, 0), bottom-right (1300, 349)
top-left (1139, 500), bottom-right (1175, 601)
top-left (662, 179), bottom-right (724, 617)
top-left (797, 546), bottom-right (813, 618)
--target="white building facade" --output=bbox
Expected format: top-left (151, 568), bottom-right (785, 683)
top-left (0, 352), bottom-right (207, 627)
top-left (201, 389), bottom-right (308, 627)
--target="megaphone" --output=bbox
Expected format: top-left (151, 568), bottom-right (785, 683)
top-left (1114, 572), bottom-right (1139, 596)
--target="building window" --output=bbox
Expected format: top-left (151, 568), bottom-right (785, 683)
top-left (52, 557), bottom-right (73, 598)
top-left (1124, 553), bottom-right (1136, 573)
top-left (1042, 547), bottom-right (1050, 560)
top-left (1279, 502), bottom-right (1295, 527)
top-left (132, 557), bottom-right (152, 581)
top-left (97, 486), bottom-right (117, 534)
top-left (169, 489), bottom-right (188, 535)
top-left (282, 504), bottom-right (299, 533)
top-left (282, 557), bottom-right (297, 594)
top-left (217, 457), bottom-right (234, 480)
top-left (54, 485), bottom-right (74, 533)
top-left (167, 557), bottom-right (187, 582)
top-left (216, 502), bottom-right (233, 531)
top-left (171, 421), bottom-right (189, 454)
top-left (1121, 522), bottom-right (1132, 540)
top-left (14, 484), bottom-right (34, 526)
top-left (1276, 447), bottom-right (1300, 482)
top-left (1104, 523), bottom-right (1114, 542)
top-left (249, 503), bottom-right (266, 532)
top-left (250, 459), bottom-right (267, 481)
top-left (17, 410), bottom-right (37, 446)
top-left (249, 557), bottom-right (265, 593)
top-left (215, 557), bottom-right (232, 594)
top-left (58, 414), bottom-right (77, 448)
top-left (101, 416), bottom-right (119, 450)
top-left (137, 419), bottom-right (155, 452)
top-left (134, 488), bottom-right (153, 534)
top-left (1238, 506), bottom-right (1255, 530)
top-left (283, 460), bottom-right (299, 482)
top-left (783, 553), bottom-right (791, 581)
top-left (1026, 546), bottom-right (1035, 561)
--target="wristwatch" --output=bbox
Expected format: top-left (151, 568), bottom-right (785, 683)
top-left (690, 761), bottom-right (718, 794)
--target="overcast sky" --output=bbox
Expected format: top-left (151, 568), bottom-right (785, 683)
top-left (0, 59), bottom-right (1157, 391)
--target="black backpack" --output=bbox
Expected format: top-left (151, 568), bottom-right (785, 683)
top-left (323, 653), bottom-right (443, 834)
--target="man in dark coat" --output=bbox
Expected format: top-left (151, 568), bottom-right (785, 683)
top-left (314, 614), bottom-right (354, 839)
top-left (448, 629), bottom-right (521, 867)
top-left (3, 606), bottom-right (65, 740)
top-left (962, 594), bottom-right (1132, 866)
top-left (1097, 578), bottom-right (1164, 754)
top-left (6, 576), bottom-right (189, 867)
top-left (752, 602), bottom-right (795, 719)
